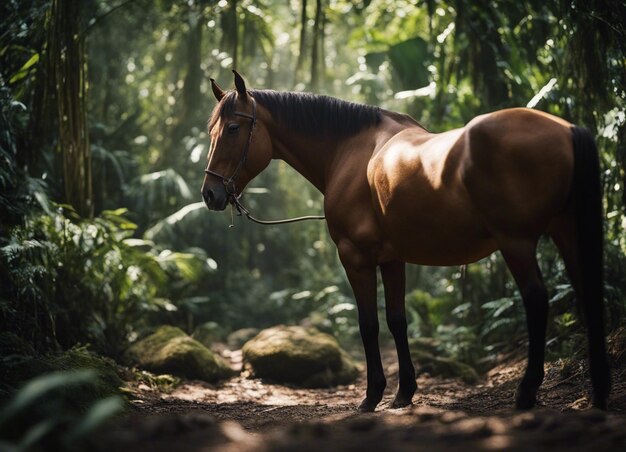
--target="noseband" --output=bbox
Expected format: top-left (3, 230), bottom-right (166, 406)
top-left (204, 96), bottom-right (325, 226)
top-left (204, 97), bottom-right (257, 199)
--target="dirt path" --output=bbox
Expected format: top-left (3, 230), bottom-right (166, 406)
top-left (97, 349), bottom-right (626, 451)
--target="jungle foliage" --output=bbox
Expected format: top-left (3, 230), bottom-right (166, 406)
top-left (1, 0), bottom-right (625, 397)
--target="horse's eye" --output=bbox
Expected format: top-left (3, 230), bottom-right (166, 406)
top-left (227, 123), bottom-right (240, 134)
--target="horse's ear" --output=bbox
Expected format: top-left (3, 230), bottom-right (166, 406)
top-left (210, 78), bottom-right (225, 101)
top-left (232, 70), bottom-right (248, 102)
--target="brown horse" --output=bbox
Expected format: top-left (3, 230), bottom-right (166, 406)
top-left (201, 71), bottom-right (610, 412)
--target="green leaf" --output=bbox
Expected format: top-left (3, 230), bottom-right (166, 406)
top-left (122, 238), bottom-right (156, 249)
top-left (482, 298), bottom-right (514, 313)
top-left (66, 396), bottom-right (124, 441)
top-left (100, 208), bottom-right (137, 230)
top-left (9, 53), bottom-right (39, 84)
top-left (33, 191), bottom-right (53, 216)
top-left (19, 417), bottom-right (62, 450)
top-left (0, 371), bottom-right (95, 424)
top-left (387, 37), bottom-right (431, 89)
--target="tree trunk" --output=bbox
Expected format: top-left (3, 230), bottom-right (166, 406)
top-left (48, 0), bottom-right (93, 217)
top-left (182, 14), bottom-right (203, 123)
top-left (166, 9), bottom-right (203, 167)
top-left (310, 0), bottom-right (322, 89)
top-left (320, 5), bottom-right (326, 81)
top-left (294, 0), bottom-right (308, 85)
top-left (232, 0), bottom-right (239, 70)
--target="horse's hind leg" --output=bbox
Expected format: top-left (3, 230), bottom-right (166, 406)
top-left (381, 260), bottom-right (417, 408)
top-left (549, 216), bottom-right (610, 408)
top-left (499, 239), bottom-right (549, 409)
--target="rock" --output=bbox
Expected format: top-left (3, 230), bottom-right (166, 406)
top-left (227, 328), bottom-right (260, 349)
top-left (242, 325), bottom-right (359, 387)
top-left (47, 347), bottom-right (125, 410)
top-left (0, 333), bottom-right (44, 400)
top-left (412, 349), bottom-right (479, 384)
top-left (408, 338), bottom-right (478, 384)
top-left (408, 337), bottom-right (441, 356)
top-left (124, 326), bottom-right (234, 382)
top-left (192, 322), bottom-right (224, 348)
top-left (0, 346), bottom-right (124, 411)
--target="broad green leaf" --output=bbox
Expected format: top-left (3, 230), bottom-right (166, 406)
top-left (0, 371), bottom-right (95, 424)
top-left (66, 396), bottom-right (124, 440)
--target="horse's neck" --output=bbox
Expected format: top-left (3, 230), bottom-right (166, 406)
top-left (268, 131), bottom-right (336, 193)
top-left (268, 114), bottom-right (415, 194)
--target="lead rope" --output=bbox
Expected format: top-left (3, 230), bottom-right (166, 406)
top-left (229, 195), bottom-right (325, 226)
top-left (229, 203), bottom-right (236, 228)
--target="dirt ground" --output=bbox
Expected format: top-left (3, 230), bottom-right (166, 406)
top-left (96, 347), bottom-right (626, 451)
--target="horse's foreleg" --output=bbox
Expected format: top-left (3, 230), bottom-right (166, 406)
top-left (500, 240), bottom-right (548, 409)
top-left (380, 260), bottom-right (416, 408)
top-left (340, 251), bottom-right (385, 412)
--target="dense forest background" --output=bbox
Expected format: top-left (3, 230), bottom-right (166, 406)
top-left (1, 0), bottom-right (625, 443)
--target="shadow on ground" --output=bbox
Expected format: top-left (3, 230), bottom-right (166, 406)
top-left (95, 348), bottom-right (626, 451)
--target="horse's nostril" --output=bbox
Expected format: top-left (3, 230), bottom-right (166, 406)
top-left (202, 188), bottom-right (215, 204)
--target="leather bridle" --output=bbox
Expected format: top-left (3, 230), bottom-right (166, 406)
top-left (204, 95), bottom-right (325, 226)
top-left (204, 97), bottom-right (257, 201)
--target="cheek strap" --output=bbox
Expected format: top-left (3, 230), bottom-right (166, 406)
top-left (204, 97), bottom-right (257, 197)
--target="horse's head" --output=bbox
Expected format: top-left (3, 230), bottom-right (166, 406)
top-left (201, 71), bottom-right (272, 211)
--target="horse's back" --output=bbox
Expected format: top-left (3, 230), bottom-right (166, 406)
top-left (368, 108), bottom-right (574, 265)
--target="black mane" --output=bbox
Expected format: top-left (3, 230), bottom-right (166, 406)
top-left (212, 89), bottom-right (383, 138)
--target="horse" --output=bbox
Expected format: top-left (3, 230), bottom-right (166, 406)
top-left (201, 70), bottom-right (610, 412)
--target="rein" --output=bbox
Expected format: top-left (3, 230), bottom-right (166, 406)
top-left (230, 195), bottom-right (326, 226)
top-left (205, 96), bottom-right (326, 227)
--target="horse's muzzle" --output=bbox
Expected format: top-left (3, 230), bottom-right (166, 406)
top-left (201, 185), bottom-right (229, 211)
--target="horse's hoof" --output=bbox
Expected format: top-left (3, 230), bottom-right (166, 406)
top-left (592, 396), bottom-right (608, 410)
top-left (515, 387), bottom-right (537, 410)
top-left (357, 398), bottom-right (379, 413)
top-left (389, 394), bottom-right (413, 409)
top-left (390, 383), bottom-right (417, 409)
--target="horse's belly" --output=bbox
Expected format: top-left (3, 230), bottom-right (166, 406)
top-left (371, 163), bottom-right (496, 265)
top-left (380, 203), bottom-right (497, 265)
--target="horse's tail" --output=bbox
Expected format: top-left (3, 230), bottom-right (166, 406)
top-left (571, 125), bottom-right (610, 407)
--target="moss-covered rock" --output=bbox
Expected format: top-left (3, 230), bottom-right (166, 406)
top-left (0, 346), bottom-right (124, 410)
top-left (408, 337), bottom-right (441, 356)
top-left (242, 325), bottom-right (359, 387)
top-left (47, 347), bottom-right (124, 407)
top-left (124, 326), bottom-right (234, 382)
top-left (227, 328), bottom-right (260, 349)
top-left (412, 349), bottom-right (478, 384)
top-left (192, 322), bottom-right (224, 348)
top-left (0, 333), bottom-right (47, 400)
